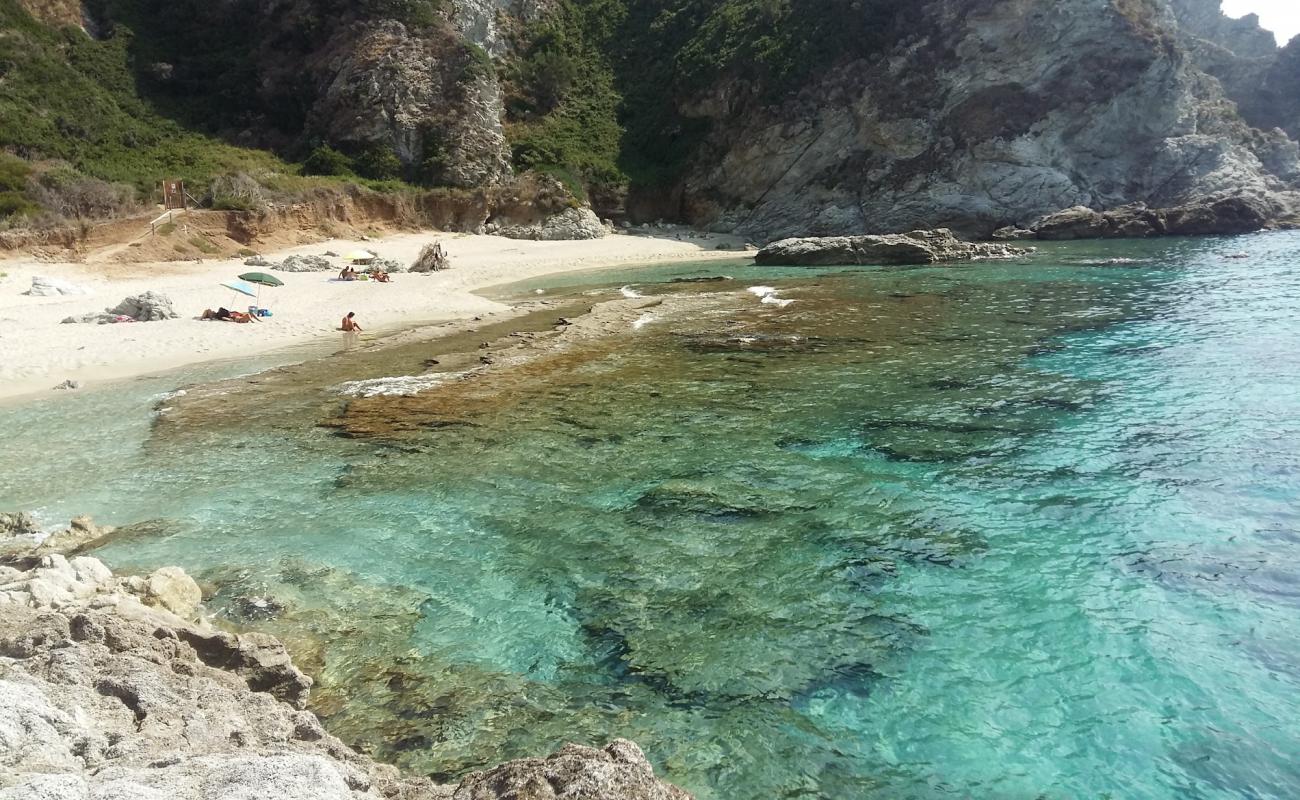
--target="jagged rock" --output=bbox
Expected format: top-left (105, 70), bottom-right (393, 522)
top-left (1, 514), bottom-right (117, 567)
top-left (52, 379), bottom-right (82, 390)
top-left (276, 255), bottom-right (334, 272)
top-left (23, 275), bottom-right (88, 296)
top-left (62, 291), bottom-right (179, 324)
top-left (754, 229), bottom-right (1030, 266)
top-left (175, 627), bottom-right (314, 708)
top-left (0, 512), bottom-right (40, 538)
top-left (141, 565), bottom-right (203, 619)
top-left (0, 558), bottom-right (444, 800)
top-left (244, 255), bottom-right (276, 267)
top-left (0, 556), bottom-right (688, 800)
top-left (452, 740), bottom-right (689, 800)
top-left (498, 207), bottom-right (607, 241)
top-left (410, 242), bottom-right (451, 273)
top-left (1027, 197), bottom-right (1271, 239)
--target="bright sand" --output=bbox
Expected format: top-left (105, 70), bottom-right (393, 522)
top-left (0, 230), bottom-right (745, 401)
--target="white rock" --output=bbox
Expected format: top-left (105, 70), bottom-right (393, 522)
top-left (24, 276), bottom-right (89, 297)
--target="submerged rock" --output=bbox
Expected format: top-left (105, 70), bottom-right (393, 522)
top-left (452, 740), bottom-right (689, 800)
top-left (754, 229), bottom-right (1030, 266)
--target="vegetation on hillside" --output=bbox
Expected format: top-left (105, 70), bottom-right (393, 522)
top-left (0, 0), bottom-right (903, 227)
top-left (502, 0), bottom-right (905, 200)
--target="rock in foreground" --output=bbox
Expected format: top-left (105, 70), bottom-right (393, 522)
top-left (0, 553), bottom-right (692, 800)
top-left (754, 229), bottom-right (1030, 266)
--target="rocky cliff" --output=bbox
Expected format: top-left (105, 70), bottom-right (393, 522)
top-left (663, 0), bottom-right (1300, 239)
top-left (7, 0), bottom-right (1300, 240)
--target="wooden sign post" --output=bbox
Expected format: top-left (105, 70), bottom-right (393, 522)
top-left (162, 179), bottom-right (186, 210)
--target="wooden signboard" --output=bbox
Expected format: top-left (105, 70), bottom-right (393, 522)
top-left (162, 179), bottom-right (186, 210)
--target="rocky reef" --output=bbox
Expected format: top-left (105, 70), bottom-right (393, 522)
top-left (0, 524), bottom-right (690, 799)
top-left (754, 229), bottom-right (1030, 266)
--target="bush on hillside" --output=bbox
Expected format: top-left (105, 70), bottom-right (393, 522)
top-left (303, 145), bottom-right (354, 177)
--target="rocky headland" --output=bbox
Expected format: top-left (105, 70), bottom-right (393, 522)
top-left (0, 517), bottom-right (691, 800)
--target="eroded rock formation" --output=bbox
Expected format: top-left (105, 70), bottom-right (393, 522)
top-left (0, 531), bottom-right (692, 799)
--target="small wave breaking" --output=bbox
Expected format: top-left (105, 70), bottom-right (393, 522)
top-left (748, 285), bottom-right (796, 308)
top-left (337, 372), bottom-right (467, 398)
top-left (620, 286), bottom-right (644, 299)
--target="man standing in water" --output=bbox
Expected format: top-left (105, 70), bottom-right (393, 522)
top-left (341, 311), bottom-right (362, 332)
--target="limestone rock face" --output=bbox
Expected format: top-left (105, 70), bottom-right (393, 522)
top-left (452, 0), bottom-right (549, 58)
top-left (309, 20), bottom-right (511, 188)
top-left (671, 0), bottom-right (1300, 239)
top-left (755, 229), bottom-right (1030, 266)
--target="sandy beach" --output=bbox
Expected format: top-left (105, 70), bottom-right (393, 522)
top-left (0, 230), bottom-right (746, 401)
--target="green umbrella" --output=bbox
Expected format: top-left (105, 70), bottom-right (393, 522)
top-left (234, 272), bottom-right (283, 313)
top-left (238, 272), bottom-right (285, 287)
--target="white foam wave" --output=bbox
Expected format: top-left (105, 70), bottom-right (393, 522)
top-left (747, 286), bottom-right (778, 298)
top-left (632, 313), bottom-right (655, 330)
top-left (337, 372), bottom-right (466, 398)
top-left (620, 285), bottom-right (644, 299)
top-left (761, 296), bottom-right (796, 308)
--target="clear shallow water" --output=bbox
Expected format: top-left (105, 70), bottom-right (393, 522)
top-left (4, 235), bottom-right (1300, 798)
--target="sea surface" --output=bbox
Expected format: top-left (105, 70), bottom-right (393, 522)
top-left (4, 233), bottom-right (1300, 799)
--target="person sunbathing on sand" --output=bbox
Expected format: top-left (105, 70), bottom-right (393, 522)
top-left (201, 308), bottom-right (257, 323)
top-left (202, 308), bottom-right (257, 323)
top-left (369, 269), bottom-right (390, 283)
top-left (341, 311), bottom-right (362, 332)
top-left (339, 266), bottom-right (357, 281)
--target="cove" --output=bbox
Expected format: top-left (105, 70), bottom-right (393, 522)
top-left (3, 234), bottom-right (1300, 799)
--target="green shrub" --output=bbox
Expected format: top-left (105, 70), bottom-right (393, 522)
top-left (0, 154), bottom-right (30, 192)
top-left (0, 190), bottom-right (38, 218)
top-left (156, 221), bottom-right (177, 235)
top-left (352, 144), bottom-right (403, 181)
top-left (303, 145), bottom-right (354, 177)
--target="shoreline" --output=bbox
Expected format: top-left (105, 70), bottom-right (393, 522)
top-left (0, 229), bottom-right (748, 403)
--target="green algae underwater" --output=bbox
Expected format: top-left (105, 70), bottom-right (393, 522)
top-left (4, 234), bottom-right (1300, 798)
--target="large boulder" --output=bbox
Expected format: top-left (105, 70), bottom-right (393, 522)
top-left (452, 740), bottom-right (690, 800)
top-left (498, 207), bottom-right (607, 241)
top-left (1025, 196), bottom-right (1272, 239)
top-left (276, 255), bottom-right (334, 272)
top-left (754, 229), bottom-right (1030, 266)
top-left (62, 291), bottom-right (179, 324)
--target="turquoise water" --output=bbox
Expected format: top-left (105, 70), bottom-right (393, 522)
top-left (4, 234), bottom-right (1300, 798)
